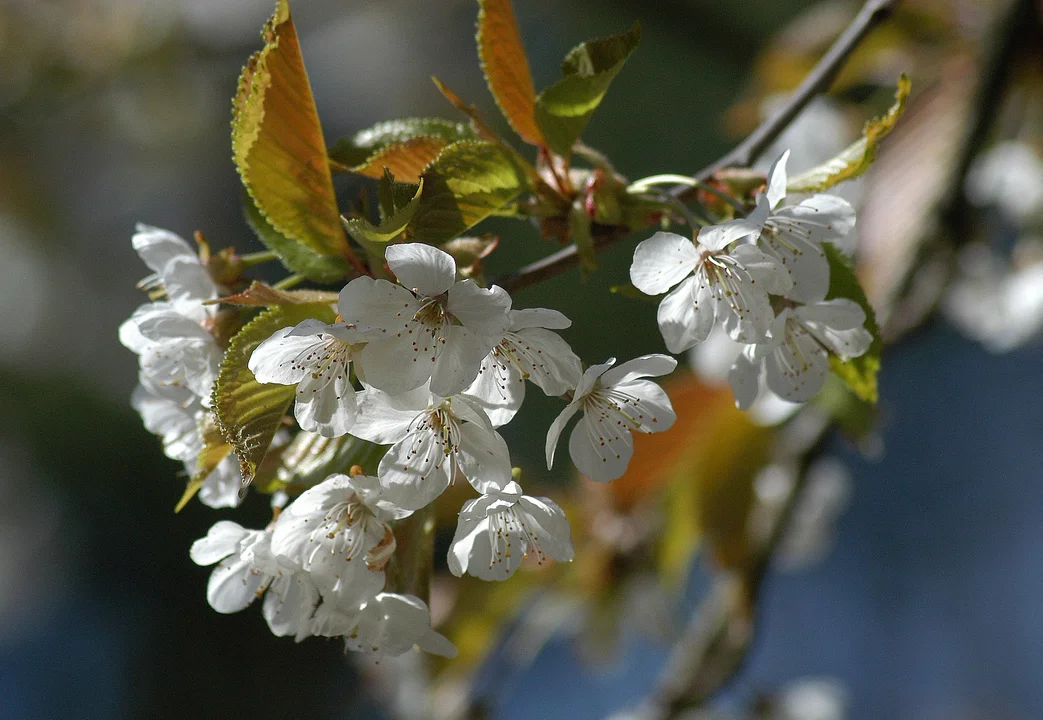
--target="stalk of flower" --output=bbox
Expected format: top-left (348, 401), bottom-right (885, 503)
top-left (338, 243), bottom-right (512, 397)
top-left (728, 298), bottom-right (873, 407)
top-left (629, 228), bottom-right (792, 353)
top-left (546, 354), bottom-right (678, 482)
top-left (463, 307), bottom-right (583, 426)
top-left (448, 480), bottom-right (575, 581)
top-left (350, 385), bottom-right (513, 510)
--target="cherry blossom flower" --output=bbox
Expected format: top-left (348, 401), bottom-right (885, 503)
top-left (190, 521), bottom-right (320, 638)
top-left (271, 472), bottom-right (407, 606)
top-left (338, 243), bottom-right (511, 397)
top-left (630, 230), bottom-right (790, 353)
top-left (350, 385), bottom-right (513, 510)
top-left (131, 224), bottom-right (218, 323)
top-left (463, 307), bottom-right (582, 426)
top-left (249, 319), bottom-right (370, 437)
top-left (312, 592), bottom-right (456, 658)
top-left (728, 299), bottom-right (872, 407)
top-left (546, 354), bottom-right (677, 482)
top-left (448, 480), bottom-right (574, 581)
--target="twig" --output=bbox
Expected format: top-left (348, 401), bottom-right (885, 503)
top-left (491, 0), bottom-right (899, 295)
top-left (692, 0), bottom-right (900, 182)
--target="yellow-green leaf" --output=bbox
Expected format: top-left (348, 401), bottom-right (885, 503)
top-left (407, 140), bottom-right (527, 244)
top-left (786, 74), bottom-right (911, 193)
top-left (243, 194), bottom-right (351, 283)
top-left (824, 243), bottom-right (882, 404)
top-left (232, 0), bottom-right (349, 259)
top-left (175, 413), bottom-right (233, 512)
top-left (477, 0), bottom-right (544, 147)
top-left (352, 137), bottom-right (450, 183)
top-left (329, 118), bottom-right (475, 169)
top-left (213, 303), bottom-right (337, 487)
top-left (211, 280), bottom-right (339, 307)
top-left (534, 23), bottom-right (641, 158)
top-left (343, 175), bottom-right (424, 244)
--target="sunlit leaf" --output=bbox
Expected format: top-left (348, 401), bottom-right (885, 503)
top-left (477, 0), bottom-right (544, 146)
top-left (824, 242), bottom-right (882, 403)
top-left (786, 74), bottom-right (911, 193)
top-left (351, 137), bottom-right (450, 183)
top-left (534, 23), bottom-right (641, 158)
top-left (329, 118), bottom-right (475, 169)
top-left (213, 303), bottom-right (337, 487)
top-left (407, 140), bottom-right (528, 244)
top-left (440, 235), bottom-right (498, 278)
top-left (243, 195), bottom-right (351, 283)
top-left (343, 174), bottom-right (424, 244)
top-left (231, 0), bottom-right (350, 260)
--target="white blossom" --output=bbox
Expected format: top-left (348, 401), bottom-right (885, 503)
top-left (312, 592), bottom-right (456, 658)
top-left (131, 224), bottom-right (219, 323)
top-left (463, 307), bottom-right (582, 426)
top-left (448, 480), bottom-right (574, 581)
top-left (729, 299), bottom-right (872, 407)
top-left (338, 243), bottom-right (511, 397)
top-left (271, 472), bottom-right (406, 607)
top-left (630, 230), bottom-right (790, 353)
top-left (249, 319), bottom-right (370, 437)
top-left (190, 521), bottom-right (320, 638)
top-left (546, 354), bottom-right (677, 482)
top-left (351, 385), bottom-right (513, 510)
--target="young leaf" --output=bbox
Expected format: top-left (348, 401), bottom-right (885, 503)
top-left (440, 235), bottom-right (498, 278)
top-left (824, 243), bottom-right (882, 404)
top-left (344, 176), bottom-right (424, 244)
top-left (787, 74), bottom-right (911, 193)
top-left (477, 0), bottom-right (544, 147)
top-left (329, 118), bottom-right (475, 168)
top-left (351, 137), bottom-right (451, 183)
top-left (232, 0), bottom-right (350, 260)
top-left (243, 195), bottom-right (351, 283)
top-left (407, 140), bottom-right (528, 244)
top-left (210, 280), bottom-right (339, 307)
top-left (175, 414), bottom-right (233, 512)
top-left (213, 302), bottom-right (337, 487)
top-left (534, 23), bottom-right (641, 158)
top-left (259, 431), bottom-right (388, 494)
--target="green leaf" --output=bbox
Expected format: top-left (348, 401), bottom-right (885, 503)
top-left (569, 199), bottom-right (596, 278)
top-left (787, 74), bottom-right (911, 193)
top-left (231, 0), bottom-right (350, 260)
top-left (534, 23), bottom-right (641, 158)
top-left (259, 431), bottom-right (388, 494)
top-left (213, 303), bottom-right (337, 487)
top-left (343, 173), bottom-right (424, 244)
top-left (244, 195), bottom-right (351, 283)
top-left (329, 118), bottom-right (475, 168)
top-left (210, 280), bottom-right (339, 307)
top-left (175, 413), bottom-right (233, 512)
top-left (824, 243), bottom-right (882, 404)
top-left (349, 137), bottom-right (451, 184)
top-left (406, 140), bottom-right (528, 244)
top-left (477, 0), bottom-right (544, 146)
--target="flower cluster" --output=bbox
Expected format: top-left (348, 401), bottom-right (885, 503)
top-left (630, 150), bottom-right (873, 408)
top-left (118, 225), bottom-right (242, 509)
top-left (123, 239), bottom-right (678, 657)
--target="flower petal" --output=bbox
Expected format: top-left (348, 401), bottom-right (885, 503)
top-left (377, 430), bottom-right (452, 510)
top-left (206, 556), bottom-right (265, 613)
top-left (263, 572), bottom-right (320, 638)
top-left (764, 325), bottom-right (830, 403)
top-left (545, 400), bottom-right (582, 470)
top-left (765, 149), bottom-right (790, 209)
top-left (457, 424), bottom-right (513, 495)
top-left (697, 217), bottom-right (763, 252)
top-left (132, 225), bottom-right (195, 273)
top-left (461, 352), bottom-right (525, 428)
top-left (517, 495), bottom-right (575, 563)
top-left (568, 411), bottom-right (634, 482)
top-left (509, 307), bottom-right (572, 331)
top-left (248, 327), bottom-right (318, 385)
top-left (629, 231), bottom-right (700, 295)
top-left (386, 243), bottom-right (457, 296)
top-left (350, 388), bottom-right (423, 444)
top-left (190, 521), bottom-right (249, 565)
top-left (338, 276), bottom-right (420, 330)
top-left (360, 333), bottom-right (436, 395)
top-left (600, 353), bottom-right (677, 387)
top-left (728, 348), bottom-right (761, 410)
top-left (430, 324), bottom-right (493, 397)
top-left (294, 369), bottom-right (357, 437)
top-left (447, 280), bottom-right (512, 337)
top-left (657, 276), bottom-right (713, 352)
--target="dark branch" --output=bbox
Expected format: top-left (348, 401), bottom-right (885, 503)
top-left (492, 0), bottom-right (899, 295)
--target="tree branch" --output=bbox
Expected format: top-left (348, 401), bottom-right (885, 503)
top-left (492, 0), bottom-right (900, 295)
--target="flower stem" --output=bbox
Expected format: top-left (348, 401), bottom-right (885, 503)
top-left (629, 175), bottom-right (745, 214)
top-left (238, 250), bottom-right (279, 268)
top-left (273, 274), bottom-right (305, 290)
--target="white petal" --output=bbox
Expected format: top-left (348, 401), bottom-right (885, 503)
top-left (294, 370), bottom-right (357, 437)
top-left (447, 280), bottom-right (512, 337)
top-left (417, 628), bottom-right (458, 658)
top-left (248, 327), bottom-right (318, 385)
top-left (197, 456), bottom-right (245, 509)
top-left (377, 430), bottom-right (452, 510)
top-left (338, 276), bottom-right (421, 330)
top-left (600, 353), bottom-right (677, 387)
top-left (795, 298), bottom-right (865, 330)
top-left (430, 324), bottom-right (493, 397)
top-left (698, 217), bottom-right (764, 252)
top-left (360, 334), bottom-right (436, 395)
top-left (263, 572), bottom-right (320, 637)
top-left (657, 276), bottom-right (712, 352)
top-left (575, 358), bottom-right (615, 398)
top-left (509, 307), bottom-right (571, 331)
top-left (545, 400), bottom-right (582, 470)
top-left (629, 231), bottom-right (700, 295)
top-left (351, 388), bottom-right (426, 444)
top-left (386, 243), bottom-right (457, 297)
top-left (728, 349), bottom-right (762, 410)
top-left (457, 424), bottom-right (513, 495)
top-left (773, 194), bottom-right (856, 244)
top-left (461, 352), bottom-right (524, 428)
top-left (517, 495), bottom-right (575, 563)
top-left (162, 256), bottom-right (217, 310)
top-left (132, 225), bottom-right (194, 273)
top-left (190, 521), bottom-right (249, 565)
top-left (131, 384), bottom-right (201, 461)
top-left (447, 508), bottom-right (485, 577)
top-left (762, 232), bottom-right (830, 304)
top-left (731, 243), bottom-right (793, 295)
top-left (568, 411), bottom-right (634, 482)
top-left (609, 379), bottom-right (677, 434)
top-left (509, 327), bottom-right (583, 397)
top-left (206, 557), bottom-right (265, 613)
top-left (765, 149), bottom-right (790, 209)
top-left (764, 325), bottom-right (830, 403)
